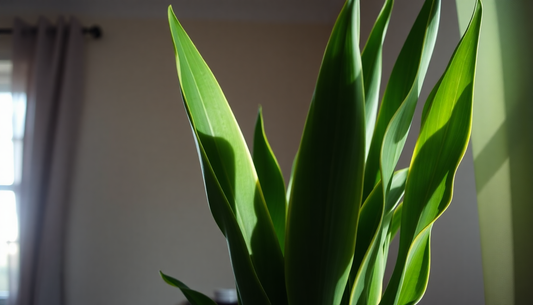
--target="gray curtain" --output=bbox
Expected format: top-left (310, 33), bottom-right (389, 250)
top-left (10, 17), bottom-right (84, 305)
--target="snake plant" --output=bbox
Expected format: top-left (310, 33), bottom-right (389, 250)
top-left (161, 0), bottom-right (483, 304)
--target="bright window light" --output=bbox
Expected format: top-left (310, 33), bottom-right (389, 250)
top-left (0, 94), bottom-right (14, 185)
top-left (0, 60), bottom-right (20, 297)
top-left (0, 191), bottom-right (18, 243)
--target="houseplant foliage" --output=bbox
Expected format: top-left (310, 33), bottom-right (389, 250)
top-left (161, 0), bottom-right (483, 304)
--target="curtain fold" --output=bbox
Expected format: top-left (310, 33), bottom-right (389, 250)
top-left (10, 17), bottom-right (85, 305)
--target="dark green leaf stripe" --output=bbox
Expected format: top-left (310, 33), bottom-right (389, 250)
top-left (168, 7), bottom-right (286, 305)
top-left (253, 107), bottom-right (287, 253)
top-left (381, 1), bottom-right (482, 304)
top-left (160, 271), bottom-right (218, 305)
top-left (361, 0), bottom-right (393, 160)
top-left (350, 183), bottom-right (384, 305)
top-left (363, 0), bottom-right (440, 201)
top-left (284, 0), bottom-right (365, 304)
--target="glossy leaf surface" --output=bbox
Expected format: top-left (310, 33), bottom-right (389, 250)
top-left (361, 0), bottom-right (393, 159)
top-left (198, 139), bottom-right (271, 304)
top-left (363, 0), bottom-right (440, 201)
top-left (379, 0), bottom-right (440, 207)
top-left (168, 7), bottom-right (286, 304)
top-left (284, 0), bottom-right (365, 304)
top-left (381, 1), bottom-right (482, 304)
top-left (350, 169), bottom-right (407, 305)
top-left (253, 108), bottom-right (287, 252)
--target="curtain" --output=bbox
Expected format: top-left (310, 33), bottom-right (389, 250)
top-left (10, 17), bottom-right (85, 305)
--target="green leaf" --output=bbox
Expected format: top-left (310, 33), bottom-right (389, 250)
top-left (350, 169), bottom-right (407, 305)
top-left (387, 202), bottom-right (402, 241)
top-left (168, 7), bottom-right (286, 305)
top-left (285, 152), bottom-right (297, 205)
top-left (380, 1), bottom-right (482, 304)
top-left (379, 0), bottom-right (440, 208)
top-left (198, 140), bottom-right (271, 304)
top-left (349, 181), bottom-right (385, 305)
top-left (361, 0), bottom-right (393, 160)
top-left (160, 271), bottom-right (218, 305)
top-left (253, 107), bottom-right (287, 253)
top-left (284, 0), bottom-right (366, 304)
top-left (396, 228), bottom-right (431, 305)
top-left (363, 0), bottom-right (441, 201)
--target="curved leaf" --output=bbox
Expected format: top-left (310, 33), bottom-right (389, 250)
top-left (396, 228), bottom-right (431, 305)
top-left (361, 0), bottom-right (393, 160)
top-left (285, 152), bottom-right (297, 205)
top-left (284, 0), bottom-right (366, 304)
top-left (160, 271), bottom-right (218, 305)
top-left (168, 7), bottom-right (286, 305)
top-left (380, 1), bottom-right (482, 304)
top-left (350, 169), bottom-right (408, 305)
top-left (363, 0), bottom-right (441, 201)
top-left (387, 202), bottom-right (402, 241)
top-left (253, 107), bottom-right (287, 253)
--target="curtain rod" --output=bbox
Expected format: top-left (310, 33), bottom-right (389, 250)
top-left (0, 25), bottom-right (102, 39)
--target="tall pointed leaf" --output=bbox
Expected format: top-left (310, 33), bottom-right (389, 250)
top-left (168, 7), bottom-right (286, 304)
top-left (379, 0), bottom-right (440, 205)
top-left (380, 2), bottom-right (482, 304)
top-left (361, 0), bottom-right (393, 159)
top-left (253, 107), bottom-right (287, 253)
top-left (285, 0), bottom-right (366, 304)
top-left (363, 0), bottom-right (440, 200)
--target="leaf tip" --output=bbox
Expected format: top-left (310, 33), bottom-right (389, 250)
top-left (168, 5), bottom-right (181, 27)
top-left (474, 0), bottom-right (483, 16)
top-left (168, 5), bottom-right (174, 18)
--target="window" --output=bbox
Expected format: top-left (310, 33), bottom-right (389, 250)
top-left (0, 60), bottom-right (24, 302)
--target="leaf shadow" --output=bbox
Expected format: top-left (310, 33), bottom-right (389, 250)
top-left (384, 83), bottom-right (473, 300)
top-left (197, 131), bottom-right (236, 213)
top-left (196, 131), bottom-right (287, 304)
